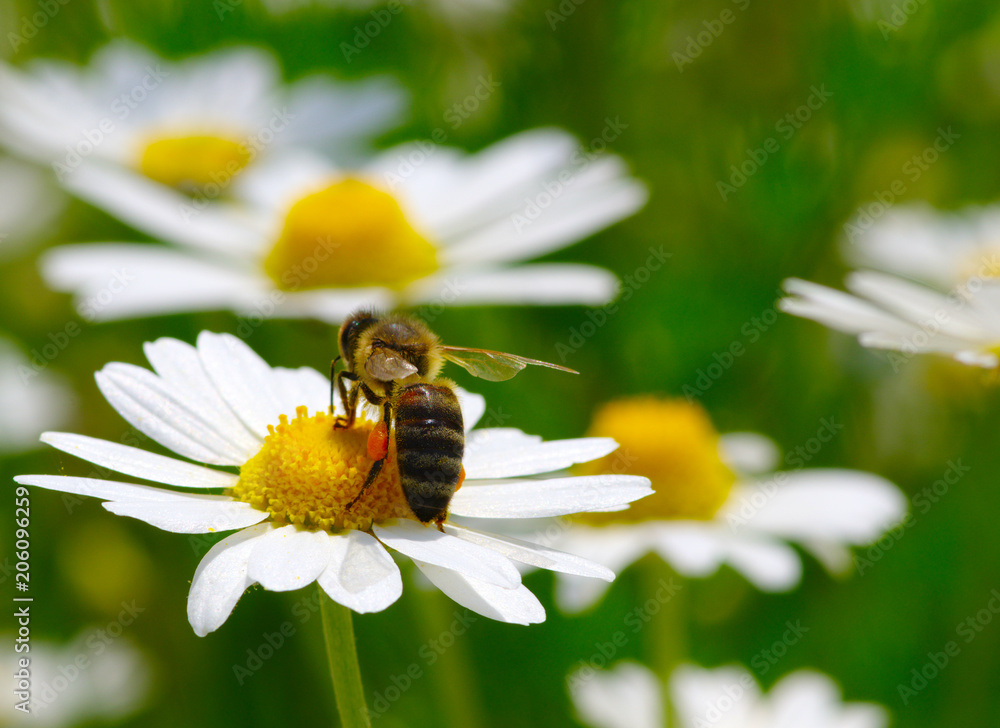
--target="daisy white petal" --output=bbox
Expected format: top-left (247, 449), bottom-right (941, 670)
top-left (768, 671), bottom-right (889, 728)
top-left (196, 331), bottom-right (292, 437)
top-left (449, 475), bottom-right (652, 518)
top-left (544, 397), bottom-right (906, 607)
top-left (272, 366), bottom-right (333, 415)
top-left (96, 364), bottom-right (249, 465)
top-left (721, 534), bottom-right (803, 592)
top-left (719, 432), bottom-right (781, 476)
top-left (413, 561), bottom-right (545, 625)
top-left (670, 664), bottom-right (762, 727)
top-left (407, 264), bottom-right (620, 307)
top-left (443, 523), bottom-right (615, 581)
top-left (40, 432), bottom-right (238, 489)
top-left (373, 519), bottom-right (521, 588)
top-left (570, 661), bottom-right (664, 728)
top-left (463, 435), bottom-right (618, 479)
top-left (142, 337), bottom-right (262, 457)
top-left (41, 244), bottom-right (268, 322)
top-left (723, 470), bottom-right (907, 543)
top-left (453, 386), bottom-right (486, 431)
top-left (104, 500), bottom-right (268, 533)
top-left (247, 525), bottom-right (334, 591)
top-left (317, 530), bottom-right (403, 613)
top-left (61, 162), bottom-right (258, 255)
top-left (14, 474), bottom-right (223, 501)
top-left (780, 278), bottom-right (915, 335)
top-left (189, 524), bottom-right (272, 637)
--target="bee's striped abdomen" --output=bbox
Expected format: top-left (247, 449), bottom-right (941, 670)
top-left (394, 383), bottom-right (465, 522)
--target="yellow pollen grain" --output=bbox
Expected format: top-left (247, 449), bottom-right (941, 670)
top-left (575, 397), bottom-right (735, 524)
top-left (263, 178), bottom-right (438, 292)
top-left (139, 133), bottom-right (252, 192)
top-left (231, 406), bottom-right (415, 531)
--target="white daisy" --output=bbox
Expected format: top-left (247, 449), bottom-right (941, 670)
top-left (843, 202), bottom-right (1000, 289)
top-left (780, 272), bottom-right (1000, 368)
top-left (537, 397), bottom-right (906, 612)
top-left (4, 630), bottom-right (150, 727)
top-left (0, 39), bottom-right (404, 203)
top-left (14, 332), bottom-right (651, 635)
top-left (0, 156), bottom-right (66, 258)
top-left (569, 661), bottom-right (888, 728)
top-left (0, 335), bottom-right (73, 454)
top-left (39, 128), bottom-right (646, 322)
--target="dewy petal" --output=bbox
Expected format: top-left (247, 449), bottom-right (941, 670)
top-left (462, 436), bottom-right (618, 479)
top-left (271, 366), bottom-right (333, 416)
top-left (246, 525), bottom-right (333, 592)
top-left (188, 523), bottom-right (273, 637)
top-left (449, 475), bottom-right (652, 518)
top-left (96, 363), bottom-right (251, 465)
top-left (143, 337), bottom-right (262, 458)
top-left (103, 500), bottom-right (268, 534)
top-left (372, 519), bottom-right (521, 588)
top-left (14, 474), bottom-right (226, 501)
top-left (197, 331), bottom-right (293, 439)
top-left (40, 432), bottom-right (238, 489)
top-left (317, 530), bottom-right (403, 613)
top-left (413, 561), bottom-right (545, 625)
top-left (443, 523), bottom-right (615, 581)
top-left (453, 386), bottom-right (486, 432)
top-left (569, 661), bottom-right (664, 728)
top-left (723, 470), bottom-right (907, 544)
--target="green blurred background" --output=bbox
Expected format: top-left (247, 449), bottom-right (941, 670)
top-left (3, 0), bottom-right (1000, 725)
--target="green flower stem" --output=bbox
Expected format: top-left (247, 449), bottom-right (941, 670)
top-left (643, 558), bottom-right (687, 678)
top-left (319, 586), bottom-right (372, 728)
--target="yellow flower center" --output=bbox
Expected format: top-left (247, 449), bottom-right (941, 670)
top-left (139, 133), bottom-right (253, 193)
top-left (231, 406), bottom-right (415, 531)
top-left (575, 397), bottom-right (734, 524)
top-left (262, 178), bottom-right (439, 291)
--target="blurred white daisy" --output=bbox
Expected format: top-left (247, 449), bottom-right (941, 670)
top-left (0, 156), bottom-right (66, 258)
top-left (569, 661), bottom-right (888, 728)
top-left (15, 332), bottom-right (651, 634)
top-left (39, 128), bottom-right (647, 322)
top-left (780, 273), bottom-right (1000, 368)
top-left (541, 397), bottom-right (905, 612)
top-left (0, 40), bottom-right (405, 205)
top-left (0, 335), bottom-right (73, 454)
top-left (844, 202), bottom-right (1000, 289)
top-left (3, 630), bottom-right (150, 727)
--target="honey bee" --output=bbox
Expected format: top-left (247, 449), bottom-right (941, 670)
top-left (332, 310), bottom-right (577, 525)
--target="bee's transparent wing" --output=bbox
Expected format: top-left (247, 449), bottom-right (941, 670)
top-left (365, 349), bottom-right (419, 381)
top-left (440, 346), bottom-right (578, 382)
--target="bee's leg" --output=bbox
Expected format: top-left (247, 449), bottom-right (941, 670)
top-left (332, 368), bottom-right (360, 428)
top-left (346, 398), bottom-right (393, 511)
top-left (329, 356), bottom-right (340, 415)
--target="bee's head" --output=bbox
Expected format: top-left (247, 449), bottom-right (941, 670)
top-left (338, 309), bottom-right (381, 369)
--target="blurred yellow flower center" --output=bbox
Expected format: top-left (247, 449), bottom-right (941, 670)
top-left (263, 178), bottom-right (438, 291)
top-left (138, 134), bottom-right (252, 192)
top-left (575, 397), bottom-right (734, 524)
top-left (231, 406), bottom-right (414, 531)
